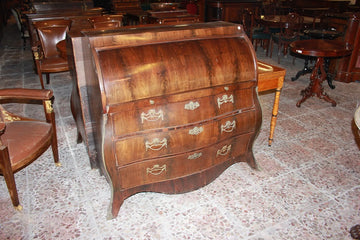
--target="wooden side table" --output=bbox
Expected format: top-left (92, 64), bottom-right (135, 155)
top-left (290, 39), bottom-right (352, 107)
top-left (257, 61), bottom-right (286, 146)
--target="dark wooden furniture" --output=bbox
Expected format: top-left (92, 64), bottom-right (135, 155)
top-left (257, 61), bottom-right (285, 146)
top-left (0, 88), bottom-right (59, 210)
top-left (206, 0), bottom-right (261, 22)
top-left (88, 15), bottom-right (124, 28)
top-left (290, 39), bottom-right (352, 107)
top-left (73, 22), bottom-right (261, 218)
top-left (147, 9), bottom-right (200, 25)
top-left (331, 12), bottom-right (360, 83)
top-left (32, 20), bottom-right (71, 88)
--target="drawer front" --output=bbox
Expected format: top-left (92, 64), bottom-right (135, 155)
top-left (118, 133), bottom-right (252, 189)
top-left (111, 83), bottom-right (255, 136)
top-left (114, 110), bottom-right (256, 165)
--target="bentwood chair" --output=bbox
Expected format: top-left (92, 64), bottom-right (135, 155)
top-left (0, 88), bottom-right (59, 210)
top-left (32, 20), bottom-right (72, 88)
top-left (270, 12), bottom-right (304, 64)
top-left (88, 15), bottom-right (123, 29)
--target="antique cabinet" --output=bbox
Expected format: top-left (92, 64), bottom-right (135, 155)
top-left (79, 22), bottom-right (261, 218)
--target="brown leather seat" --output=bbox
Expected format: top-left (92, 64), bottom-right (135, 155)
top-left (32, 20), bottom-right (72, 88)
top-left (0, 88), bottom-right (59, 210)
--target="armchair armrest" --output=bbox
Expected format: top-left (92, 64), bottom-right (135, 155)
top-left (0, 88), bottom-right (53, 102)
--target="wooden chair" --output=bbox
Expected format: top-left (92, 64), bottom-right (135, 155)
top-left (0, 88), bottom-right (59, 210)
top-left (240, 9), bottom-right (272, 56)
top-left (270, 12), bottom-right (304, 64)
top-left (88, 15), bottom-right (123, 29)
top-left (11, 8), bottom-right (29, 50)
top-left (32, 20), bottom-right (72, 88)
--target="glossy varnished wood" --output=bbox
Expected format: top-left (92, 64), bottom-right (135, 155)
top-left (74, 22), bottom-right (261, 218)
top-left (290, 39), bottom-right (352, 107)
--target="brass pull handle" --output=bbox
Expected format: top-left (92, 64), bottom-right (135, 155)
top-left (217, 94), bottom-right (234, 108)
top-left (145, 138), bottom-right (167, 151)
top-left (188, 152), bottom-right (202, 160)
top-left (188, 126), bottom-right (203, 135)
top-left (146, 164), bottom-right (166, 175)
top-left (221, 120), bottom-right (236, 133)
top-left (184, 101), bottom-right (200, 111)
top-left (141, 109), bottom-right (164, 123)
top-left (216, 144), bottom-right (232, 157)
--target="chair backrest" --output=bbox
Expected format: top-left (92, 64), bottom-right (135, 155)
top-left (11, 8), bottom-right (23, 32)
top-left (33, 19), bottom-right (72, 29)
top-left (36, 26), bottom-right (69, 58)
top-left (88, 15), bottom-right (123, 28)
top-left (239, 9), bottom-right (255, 40)
top-left (280, 12), bottom-right (304, 39)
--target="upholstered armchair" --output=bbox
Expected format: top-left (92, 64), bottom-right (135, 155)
top-left (0, 88), bottom-right (59, 210)
top-left (32, 20), bottom-right (72, 88)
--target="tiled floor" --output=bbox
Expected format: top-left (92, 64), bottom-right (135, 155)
top-left (1, 17), bottom-right (360, 240)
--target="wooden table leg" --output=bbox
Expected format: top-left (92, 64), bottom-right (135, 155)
top-left (268, 76), bottom-right (284, 146)
top-left (296, 57), bottom-right (336, 107)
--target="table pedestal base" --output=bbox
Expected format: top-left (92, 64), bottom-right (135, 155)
top-left (296, 57), bottom-right (336, 107)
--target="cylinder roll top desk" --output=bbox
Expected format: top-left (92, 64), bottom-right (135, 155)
top-left (75, 22), bottom-right (261, 218)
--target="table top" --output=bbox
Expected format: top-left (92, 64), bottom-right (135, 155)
top-left (290, 39), bottom-right (353, 58)
top-left (303, 29), bottom-right (342, 40)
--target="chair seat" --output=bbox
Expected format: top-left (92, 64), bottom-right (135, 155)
top-left (1, 121), bottom-right (52, 171)
top-left (252, 31), bottom-right (271, 39)
top-left (40, 56), bottom-right (69, 72)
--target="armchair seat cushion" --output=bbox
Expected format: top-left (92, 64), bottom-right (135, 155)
top-left (40, 56), bottom-right (69, 72)
top-left (1, 121), bottom-right (52, 171)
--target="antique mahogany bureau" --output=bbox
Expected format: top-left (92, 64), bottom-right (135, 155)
top-left (69, 22), bottom-right (262, 218)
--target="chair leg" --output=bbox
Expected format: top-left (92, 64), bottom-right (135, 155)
top-left (270, 40), bottom-right (273, 58)
top-left (0, 146), bottom-right (22, 210)
top-left (46, 73), bottom-right (50, 85)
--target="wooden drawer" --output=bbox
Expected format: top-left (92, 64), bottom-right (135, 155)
top-left (118, 133), bottom-right (252, 189)
top-left (113, 110), bottom-right (256, 165)
top-left (110, 82), bottom-right (255, 136)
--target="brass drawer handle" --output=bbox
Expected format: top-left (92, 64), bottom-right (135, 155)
top-left (216, 144), bottom-right (232, 157)
top-left (141, 109), bottom-right (164, 123)
top-left (184, 101), bottom-right (200, 110)
top-left (145, 138), bottom-right (168, 151)
top-left (146, 164), bottom-right (166, 175)
top-left (221, 120), bottom-right (236, 133)
top-left (217, 94), bottom-right (234, 108)
top-left (188, 152), bottom-right (202, 160)
top-left (188, 126), bottom-right (203, 135)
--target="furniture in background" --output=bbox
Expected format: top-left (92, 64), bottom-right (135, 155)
top-left (0, 88), bottom-right (59, 210)
top-left (290, 39), bottom-right (352, 107)
top-left (147, 9), bottom-right (200, 25)
top-left (88, 15), bottom-right (124, 28)
top-left (73, 22), bottom-right (261, 218)
top-left (257, 61), bottom-right (286, 146)
top-left (239, 8), bottom-right (271, 56)
top-left (11, 8), bottom-right (30, 50)
top-left (269, 12), bottom-right (304, 64)
top-left (32, 19), bottom-right (72, 88)
top-left (206, 0), bottom-right (262, 22)
top-left (330, 12), bottom-right (360, 83)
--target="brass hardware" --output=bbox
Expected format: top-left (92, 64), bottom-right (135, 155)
top-left (216, 144), bottom-right (231, 157)
top-left (146, 164), bottom-right (166, 175)
top-left (184, 101), bottom-right (200, 110)
top-left (221, 120), bottom-right (236, 133)
top-left (45, 100), bottom-right (53, 113)
top-left (145, 138), bottom-right (167, 151)
top-left (188, 152), bottom-right (202, 160)
top-left (217, 94), bottom-right (234, 108)
top-left (188, 126), bottom-right (203, 135)
top-left (1, 110), bottom-right (20, 122)
top-left (141, 109), bottom-right (164, 123)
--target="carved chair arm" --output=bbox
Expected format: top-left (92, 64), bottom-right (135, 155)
top-left (31, 40), bottom-right (43, 60)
